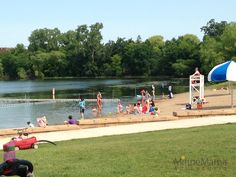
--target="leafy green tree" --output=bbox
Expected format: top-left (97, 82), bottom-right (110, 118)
top-left (102, 38), bottom-right (134, 76)
top-left (104, 54), bottom-right (122, 76)
top-left (0, 62), bottom-right (4, 79)
top-left (200, 22), bottom-right (236, 74)
top-left (111, 54), bottom-right (122, 76)
top-left (178, 34), bottom-right (200, 59)
top-left (220, 22), bottom-right (236, 60)
top-left (17, 67), bottom-right (27, 79)
top-left (0, 52), bottom-right (7, 79)
top-left (2, 20), bottom-right (236, 80)
top-left (123, 41), bottom-right (154, 76)
top-left (200, 36), bottom-right (225, 74)
top-left (28, 28), bottom-right (61, 52)
top-left (43, 51), bottom-right (67, 77)
top-left (172, 59), bottom-right (196, 76)
top-left (87, 23), bottom-right (103, 63)
top-left (161, 34), bottom-right (200, 76)
top-left (14, 44), bottom-right (31, 79)
top-left (30, 51), bottom-right (46, 79)
top-left (201, 19), bottom-right (227, 39)
top-left (59, 30), bottom-right (77, 52)
top-left (160, 38), bottom-right (179, 75)
top-left (1, 52), bottom-right (18, 79)
top-left (147, 35), bottom-right (164, 53)
top-left (146, 36), bottom-right (164, 75)
top-left (72, 23), bottom-right (104, 76)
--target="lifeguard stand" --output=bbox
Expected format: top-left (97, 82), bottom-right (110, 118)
top-left (189, 74), bottom-right (204, 105)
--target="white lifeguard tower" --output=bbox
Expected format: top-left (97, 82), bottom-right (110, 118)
top-left (189, 68), bottom-right (204, 105)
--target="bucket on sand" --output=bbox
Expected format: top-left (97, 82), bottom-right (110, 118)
top-left (197, 103), bottom-right (202, 109)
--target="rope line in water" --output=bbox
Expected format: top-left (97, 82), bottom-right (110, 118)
top-left (0, 98), bottom-right (120, 109)
top-left (0, 98), bottom-right (120, 103)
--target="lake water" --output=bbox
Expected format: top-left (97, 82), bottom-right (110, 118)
top-left (0, 78), bottom-right (188, 129)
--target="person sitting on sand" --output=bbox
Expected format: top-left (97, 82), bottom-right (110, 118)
top-left (149, 105), bottom-right (155, 114)
top-left (137, 102), bottom-right (142, 114)
top-left (154, 106), bottom-right (160, 116)
top-left (36, 116), bottom-right (47, 127)
top-left (64, 115), bottom-right (77, 125)
top-left (125, 104), bottom-right (132, 114)
top-left (27, 121), bottom-right (34, 128)
top-left (133, 103), bottom-right (139, 115)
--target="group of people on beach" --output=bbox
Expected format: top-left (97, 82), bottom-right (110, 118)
top-left (66, 84), bottom-right (175, 123)
top-left (117, 89), bottom-right (160, 116)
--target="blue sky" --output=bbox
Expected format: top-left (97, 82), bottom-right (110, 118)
top-left (0, 0), bottom-right (235, 47)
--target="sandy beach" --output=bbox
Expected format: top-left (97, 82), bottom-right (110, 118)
top-left (156, 88), bottom-right (236, 117)
top-left (1, 88), bottom-right (236, 150)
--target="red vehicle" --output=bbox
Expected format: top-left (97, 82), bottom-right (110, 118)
top-left (3, 136), bottom-right (38, 151)
top-left (11, 136), bottom-right (38, 150)
top-left (3, 128), bottom-right (56, 151)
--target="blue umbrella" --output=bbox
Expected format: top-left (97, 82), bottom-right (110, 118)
top-left (208, 61), bottom-right (236, 82)
top-left (208, 60), bottom-right (236, 107)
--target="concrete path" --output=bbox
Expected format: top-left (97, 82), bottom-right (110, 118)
top-left (1, 115), bottom-right (236, 150)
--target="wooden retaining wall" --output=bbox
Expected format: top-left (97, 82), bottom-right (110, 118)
top-left (173, 108), bottom-right (236, 117)
top-left (0, 115), bottom-right (177, 136)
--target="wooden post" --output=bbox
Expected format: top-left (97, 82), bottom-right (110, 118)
top-left (52, 88), bottom-right (55, 100)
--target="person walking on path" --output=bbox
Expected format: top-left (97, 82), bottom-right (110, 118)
top-left (79, 98), bottom-right (86, 119)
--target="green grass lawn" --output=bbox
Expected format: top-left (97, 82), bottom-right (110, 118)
top-left (1, 123), bottom-right (235, 177)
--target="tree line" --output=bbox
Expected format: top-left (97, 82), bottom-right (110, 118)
top-left (0, 19), bottom-right (235, 80)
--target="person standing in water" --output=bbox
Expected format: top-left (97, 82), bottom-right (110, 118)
top-left (96, 92), bottom-right (102, 116)
top-left (79, 98), bottom-right (86, 119)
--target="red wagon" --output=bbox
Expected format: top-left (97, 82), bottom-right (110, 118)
top-left (4, 136), bottom-right (38, 151)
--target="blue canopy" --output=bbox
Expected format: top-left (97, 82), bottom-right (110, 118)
top-left (208, 60), bottom-right (236, 108)
top-left (208, 61), bottom-right (236, 82)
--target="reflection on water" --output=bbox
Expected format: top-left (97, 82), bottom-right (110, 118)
top-left (0, 78), bottom-right (188, 129)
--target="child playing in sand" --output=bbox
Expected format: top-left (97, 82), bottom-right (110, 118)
top-left (125, 104), bottom-right (132, 114)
